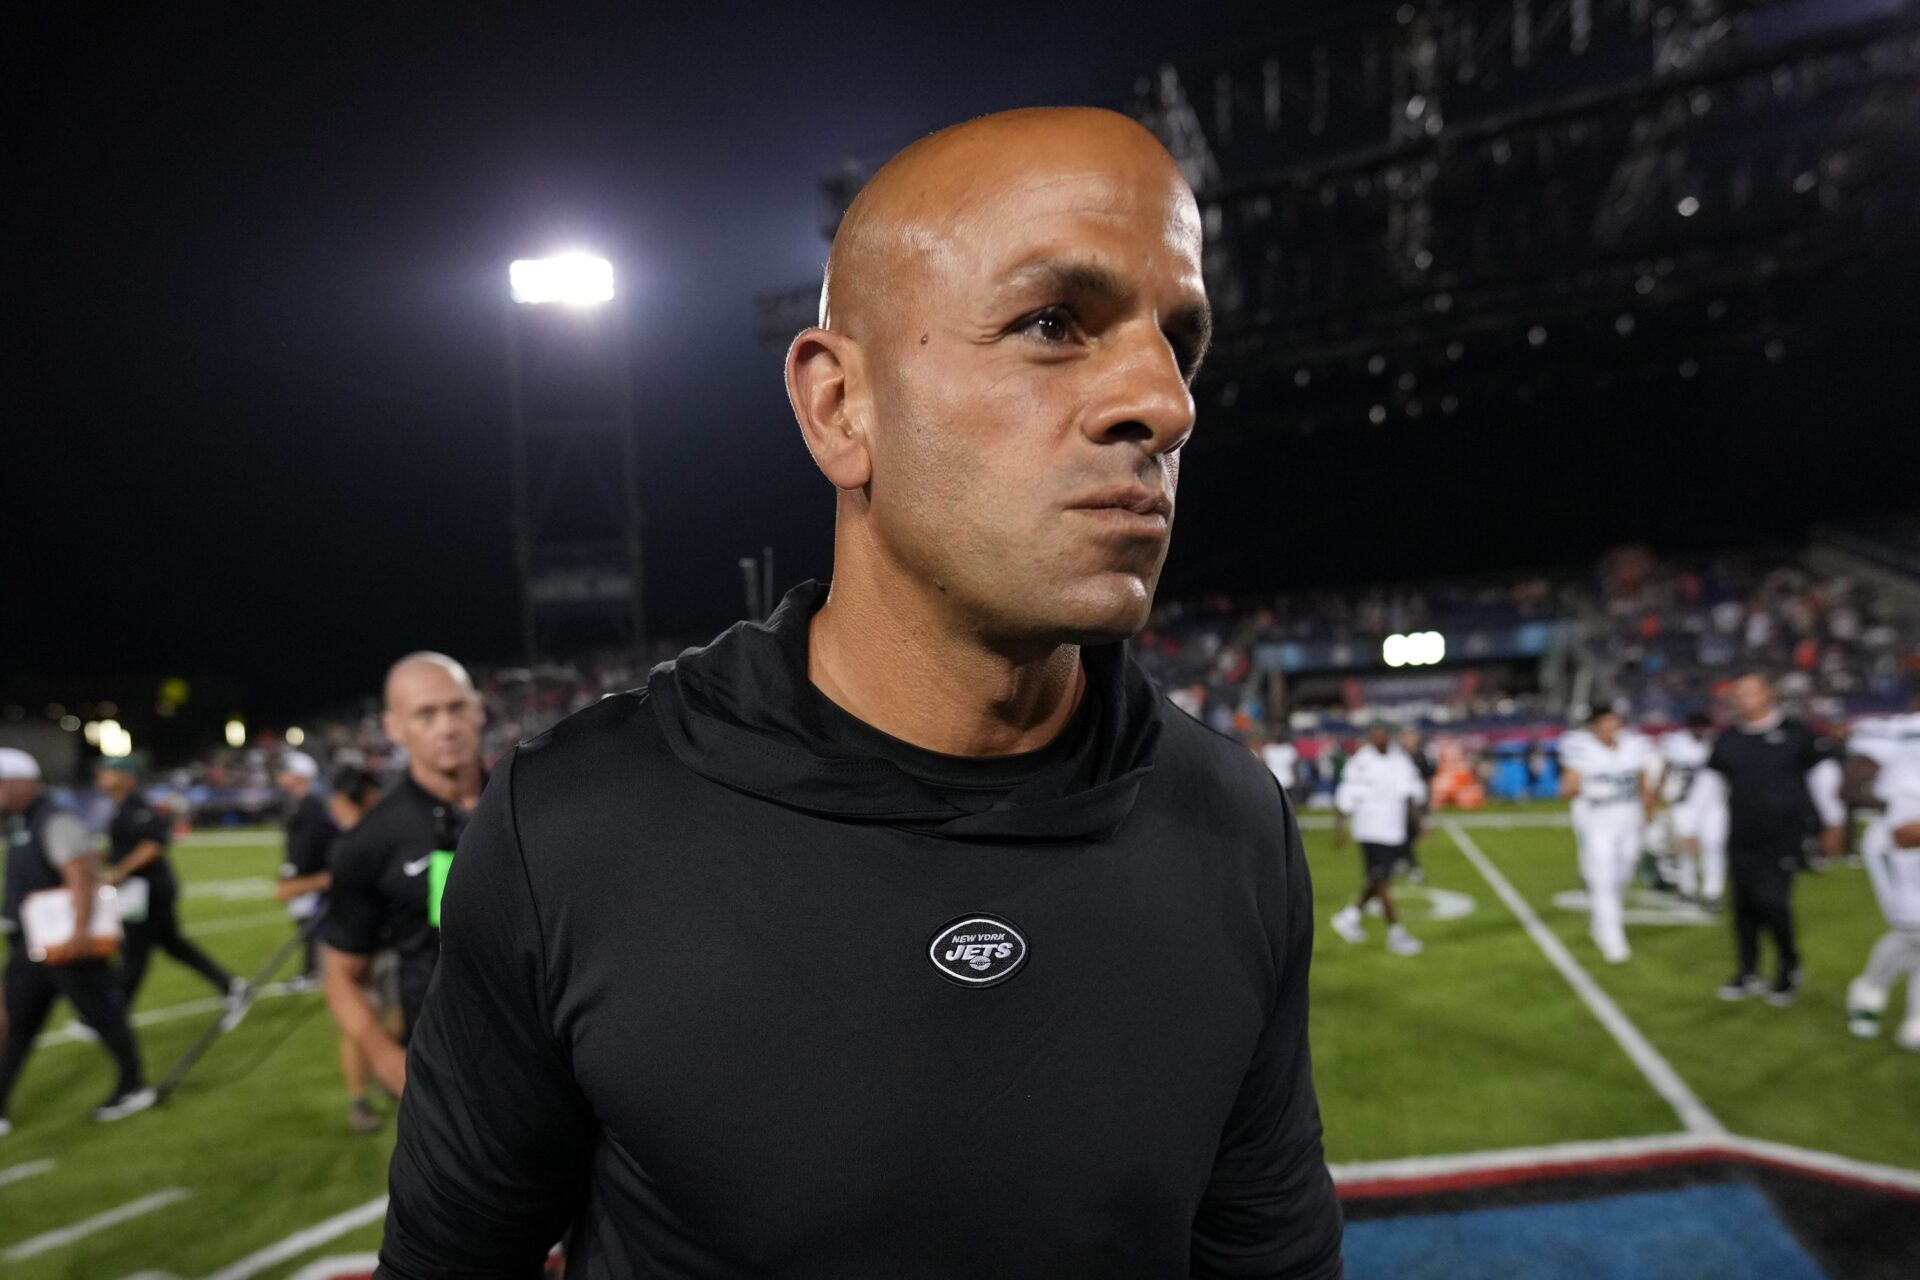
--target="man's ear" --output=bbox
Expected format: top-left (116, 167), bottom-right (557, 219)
top-left (786, 327), bottom-right (873, 491)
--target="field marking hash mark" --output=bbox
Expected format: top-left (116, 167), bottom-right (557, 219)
top-left (3, 1187), bottom-right (190, 1261)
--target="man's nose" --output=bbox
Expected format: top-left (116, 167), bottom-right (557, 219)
top-left (1083, 322), bottom-right (1196, 457)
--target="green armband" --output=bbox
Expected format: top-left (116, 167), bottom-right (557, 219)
top-left (427, 848), bottom-right (455, 927)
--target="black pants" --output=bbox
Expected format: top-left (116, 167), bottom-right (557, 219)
top-left (0, 950), bottom-right (145, 1117)
top-left (120, 884), bottom-right (233, 1004)
top-left (1729, 846), bottom-right (1799, 979)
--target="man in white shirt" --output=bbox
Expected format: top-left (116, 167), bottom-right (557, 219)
top-left (1560, 707), bottom-right (1658, 964)
top-left (1330, 723), bottom-right (1426, 956)
top-left (1844, 710), bottom-right (1920, 1050)
top-left (1660, 713), bottom-right (1728, 907)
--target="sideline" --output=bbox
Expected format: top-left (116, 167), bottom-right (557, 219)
top-left (1440, 819), bottom-right (1726, 1136)
top-left (4, 1188), bottom-right (190, 1262)
top-left (1332, 1130), bottom-right (1920, 1199)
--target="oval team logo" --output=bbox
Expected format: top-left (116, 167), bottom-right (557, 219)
top-left (928, 914), bottom-right (1028, 988)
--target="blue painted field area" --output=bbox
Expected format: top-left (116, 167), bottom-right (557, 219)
top-left (1345, 1184), bottom-right (1827, 1280)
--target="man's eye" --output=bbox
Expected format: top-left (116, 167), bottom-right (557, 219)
top-left (1021, 307), bottom-right (1075, 343)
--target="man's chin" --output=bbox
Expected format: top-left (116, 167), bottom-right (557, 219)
top-left (1030, 573), bottom-right (1157, 646)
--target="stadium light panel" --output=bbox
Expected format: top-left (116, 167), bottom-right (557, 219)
top-left (1383, 632), bottom-right (1446, 667)
top-left (225, 717), bottom-right (246, 748)
top-left (510, 254), bottom-right (615, 305)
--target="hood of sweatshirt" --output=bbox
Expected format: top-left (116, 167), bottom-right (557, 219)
top-left (645, 580), bottom-right (1164, 842)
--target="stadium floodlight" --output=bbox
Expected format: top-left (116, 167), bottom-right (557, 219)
top-left (510, 254), bottom-right (615, 305)
top-left (99, 719), bottom-right (133, 757)
top-left (225, 717), bottom-right (246, 749)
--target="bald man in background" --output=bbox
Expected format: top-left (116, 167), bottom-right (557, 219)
top-left (382, 108), bottom-right (1340, 1278)
top-left (323, 652), bottom-right (485, 1097)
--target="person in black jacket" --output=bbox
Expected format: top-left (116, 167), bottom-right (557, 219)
top-left (96, 758), bottom-right (242, 1009)
top-left (1707, 672), bottom-right (1843, 1005)
top-left (378, 108), bottom-right (1341, 1280)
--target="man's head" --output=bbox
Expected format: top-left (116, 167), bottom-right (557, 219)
top-left (1398, 727), bottom-right (1421, 750)
top-left (382, 652), bottom-right (483, 779)
top-left (1730, 671), bottom-right (1774, 724)
top-left (1589, 705), bottom-right (1622, 746)
top-left (0, 747), bottom-right (42, 814)
top-left (276, 750), bottom-right (320, 798)
top-left (787, 107), bottom-right (1209, 647)
top-left (327, 764), bottom-right (382, 830)
top-left (94, 757), bottom-right (140, 801)
top-left (1366, 722), bottom-right (1393, 752)
top-left (1685, 710), bottom-right (1713, 740)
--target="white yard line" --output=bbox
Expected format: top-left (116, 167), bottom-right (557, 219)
top-left (4, 1188), bottom-right (190, 1262)
top-left (0, 1158), bottom-right (56, 1189)
top-left (40, 981), bottom-right (311, 1049)
top-left (1441, 819), bottom-right (1727, 1136)
top-left (283, 1255), bottom-right (380, 1280)
top-left (200, 1195), bottom-right (388, 1280)
top-left (185, 910), bottom-right (294, 938)
top-left (174, 832), bottom-right (282, 849)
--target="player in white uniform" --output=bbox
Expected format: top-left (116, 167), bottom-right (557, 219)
top-left (1329, 723), bottom-right (1427, 956)
top-left (1844, 711), bottom-right (1920, 1050)
top-left (1260, 734), bottom-right (1300, 798)
top-left (1559, 707), bottom-right (1658, 964)
top-left (1660, 713), bottom-right (1728, 907)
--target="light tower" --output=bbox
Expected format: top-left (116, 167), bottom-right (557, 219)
top-left (504, 253), bottom-right (646, 665)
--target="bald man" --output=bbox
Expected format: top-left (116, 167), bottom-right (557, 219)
top-left (381, 109), bottom-right (1341, 1279)
top-left (323, 652), bottom-right (485, 1097)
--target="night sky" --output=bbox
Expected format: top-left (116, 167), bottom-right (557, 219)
top-left (12, 2), bottom-right (1916, 748)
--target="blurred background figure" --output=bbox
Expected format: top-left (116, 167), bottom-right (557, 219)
top-left (1708, 672), bottom-right (1843, 1006)
top-left (303, 764), bottom-right (389, 1134)
top-left (1396, 726), bottom-right (1434, 883)
top-left (1661, 712), bottom-right (1728, 909)
top-left (1560, 706), bottom-right (1658, 965)
top-left (1844, 703), bottom-right (1920, 1050)
top-left (96, 757), bottom-right (244, 1015)
top-left (1331, 721), bottom-right (1427, 956)
top-left (0, 748), bottom-right (151, 1134)
top-left (274, 750), bottom-right (331, 991)
top-left (1261, 730), bottom-right (1300, 800)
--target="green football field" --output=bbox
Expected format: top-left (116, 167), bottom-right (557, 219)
top-left (1, 811), bottom-right (1915, 1278)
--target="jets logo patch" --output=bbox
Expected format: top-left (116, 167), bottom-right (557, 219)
top-left (928, 914), bottom-right (1028, 988)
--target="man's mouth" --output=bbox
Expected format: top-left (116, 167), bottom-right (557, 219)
top-left (1070, 485), bottom-right (1172, 533)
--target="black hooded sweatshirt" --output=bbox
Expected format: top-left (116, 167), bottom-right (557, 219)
top-left (378, 581), bottom-right (1342, 1280)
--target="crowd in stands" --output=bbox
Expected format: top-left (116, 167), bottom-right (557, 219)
top-left (1593, 547), bottom-right (1918, 725)
top-left (149, 546), bottom-right (1918, 821)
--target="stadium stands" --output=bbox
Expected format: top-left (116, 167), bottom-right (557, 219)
top-left (145, 546), bottom-right (1917, 824)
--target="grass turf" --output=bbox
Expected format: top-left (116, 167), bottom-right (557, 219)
top-left (0, 815), bottom-right (1914, 1276)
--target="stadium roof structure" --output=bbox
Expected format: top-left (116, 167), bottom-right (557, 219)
top-left (756, 0), bottom-right (1919, 430)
